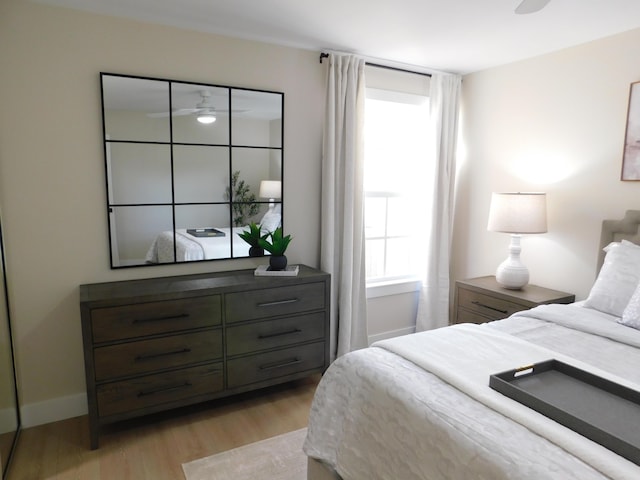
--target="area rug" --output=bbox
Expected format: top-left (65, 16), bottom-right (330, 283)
top-left (182, 428), bottom-right (308, 480)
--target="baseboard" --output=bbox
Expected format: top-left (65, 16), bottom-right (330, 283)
top-left (368, 326), bottom-right (415, 345)
top-left (20, 393), bottom-right (87, 428)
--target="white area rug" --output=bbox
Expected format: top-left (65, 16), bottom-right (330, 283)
top-left (182, 428), bottom-right (308, 480)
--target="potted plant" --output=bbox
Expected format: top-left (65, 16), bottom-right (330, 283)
top-left (237, 222), bottom-right (268, 257)
top-left (258, 226), bottom-right (293, 270)
top-left (224, 171), bottom-right (260, 226)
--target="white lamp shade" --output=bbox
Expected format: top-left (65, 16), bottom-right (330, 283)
top-left (487, 192), bottom-right (547, 234)
top-left (259, 180), bottom-right (282, 199)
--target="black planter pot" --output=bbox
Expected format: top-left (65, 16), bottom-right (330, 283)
top-left (269, 255), bottom-right (288, 271)
top-left (249, 246), bottom-right (264, 257)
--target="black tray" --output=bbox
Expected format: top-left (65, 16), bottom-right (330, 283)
top-left (186, 228), bottom-right (225, 238)
top-left (490, 359), bottom-right (640, 466)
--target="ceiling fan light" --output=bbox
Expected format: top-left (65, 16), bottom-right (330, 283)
top-left (197, 113), bottom-right (216, 124)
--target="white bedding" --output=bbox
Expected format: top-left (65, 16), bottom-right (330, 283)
top-left (145, 227), bottom-right (250, 263)
top-left (303, 304), bottom-right (640, 479)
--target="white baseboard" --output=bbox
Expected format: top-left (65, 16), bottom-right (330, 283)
top-left (368, 326), bottom-right (415, 345)
top-left (20, 393), bottom-right (87, 428)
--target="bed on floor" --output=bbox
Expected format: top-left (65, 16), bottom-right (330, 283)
top-left (304, 210), bottom-right (640, 480)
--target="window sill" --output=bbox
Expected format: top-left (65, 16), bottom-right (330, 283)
top-left (366, 278), bottom-right (421, 299)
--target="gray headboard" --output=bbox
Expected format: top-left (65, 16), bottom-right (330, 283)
top-left (598, 210), bottom-right (640, 271)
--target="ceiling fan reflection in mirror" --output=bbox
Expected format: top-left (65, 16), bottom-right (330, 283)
top-left (148, 90), bottom-right (223, 124)
top-left (515, 0), bottom-right (550, 14)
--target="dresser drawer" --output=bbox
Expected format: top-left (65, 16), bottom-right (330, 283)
top-left (226, 313), bottom-right (325, 356)
top-left (97, 362), bottom-right (224, 418)
top-left (227, 342), bottom-right (325, 388)
top-left (91, 295), bottom-right (222, 343)
top-left (225, 282), bottom-right (325, 323)
top-left (457, 288), bottom-right (524, 320)
top-left (94, 329), bottom-right (223, 382)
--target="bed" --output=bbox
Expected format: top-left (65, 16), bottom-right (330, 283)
top-left (303, 210), bottom-right (640, 480)
top-left (145, 206), bottom-right (282, 263)
top-left (145, 227), bottom-right (250, 262)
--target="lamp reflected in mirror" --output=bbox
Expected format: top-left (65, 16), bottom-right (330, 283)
top-left (260, 180), bottom-right (282, 211)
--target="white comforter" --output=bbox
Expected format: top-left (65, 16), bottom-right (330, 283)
top-left (145, 227), bottom-right (250, 263)
top-left (304, 304), bottom-right (640, 480)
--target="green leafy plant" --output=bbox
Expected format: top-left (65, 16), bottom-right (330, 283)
top-left (224, 171), bottom-right (260, 226)
top-left (258, 227), bottom-right (292, 256)
top-left (237, 222), bottom-right (268, 247)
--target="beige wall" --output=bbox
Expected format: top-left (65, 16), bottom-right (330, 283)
top-left (0, 0), bottom-right (325, 425)
top-left (456, 28), bottom-right (640, 301)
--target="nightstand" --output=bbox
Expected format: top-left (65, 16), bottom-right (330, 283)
top-left (453, 276), bottom-right (575, 325)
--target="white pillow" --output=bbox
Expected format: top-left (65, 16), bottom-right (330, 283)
top-left (584, 240), bottom-right (640, 317)
top-left (620, 281), bottom-right (640, 329)
top-left (260, 208), bottom-right (281, 233)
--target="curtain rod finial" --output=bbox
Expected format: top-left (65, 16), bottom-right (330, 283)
top-left (319, 52), bottom-right (329, 64)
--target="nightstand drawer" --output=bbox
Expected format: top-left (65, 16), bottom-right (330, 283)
top-left (91, 295), bottom-right (222, 343)
top-left (94, 329), bottom-right (223, 381)
top-left (456, 307), bottom-right (494, 325)
top-left (458, 288), bottom-right (523, 320)
top-left (225, 282), bottom-right (325, 323)
top-left (226, 313), bottom-right (325, 356)
top-left (96, 362), bottom-right (224, 418)
top-left (227, 342), bottom-right (325, 388)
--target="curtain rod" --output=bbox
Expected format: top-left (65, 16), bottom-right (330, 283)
top-left (319, 52), bottom-right (432, 78)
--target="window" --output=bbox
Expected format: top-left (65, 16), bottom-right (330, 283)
top-left (364, 69), bottom-right (431, 286)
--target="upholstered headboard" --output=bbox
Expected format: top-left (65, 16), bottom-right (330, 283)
top-left (598, 210), bottom-right (640, 271)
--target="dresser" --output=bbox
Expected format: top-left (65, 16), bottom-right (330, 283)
top-left (453, 276), bottom-right (574, 325)
top-left (80, 265), bottom-right (330, 449)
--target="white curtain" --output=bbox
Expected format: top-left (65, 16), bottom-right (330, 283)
top-left (416, 73), bottom-right (462, 331)
top-left (320, 53), bottom-right (368, 360)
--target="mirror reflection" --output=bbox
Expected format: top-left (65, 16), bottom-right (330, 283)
top-left (0, 219), bottom-right (19, 478)
top-left (101, 74), bottom-right (283, 268)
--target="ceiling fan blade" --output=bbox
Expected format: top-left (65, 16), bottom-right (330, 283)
top-left (515, 0), bottom-right (550, 14)
top-left (147, 108), bottom-right (198, 118)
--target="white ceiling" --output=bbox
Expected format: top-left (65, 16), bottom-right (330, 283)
top-left (32, 0), bottom-right (640, 74)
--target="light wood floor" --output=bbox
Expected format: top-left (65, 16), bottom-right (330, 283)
top-left (8, 375), bottom-right (320, 480)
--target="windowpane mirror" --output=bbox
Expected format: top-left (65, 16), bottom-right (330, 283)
top-left (101, 73), bottom-right (284, 268)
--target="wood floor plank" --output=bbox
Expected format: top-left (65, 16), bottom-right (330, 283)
top-left (8, 376), bottom-right (319, 480)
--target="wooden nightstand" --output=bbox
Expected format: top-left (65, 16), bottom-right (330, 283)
top-left (453, 276), bottom-right (575, 325)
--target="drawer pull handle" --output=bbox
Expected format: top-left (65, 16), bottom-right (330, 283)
top-left (132, 313), bottom-right (190, 324)
top-left (471, 301), bottom-right (508, 315)
top-left (258, 329), bottom-right (302, 339)
top-left (259, 357), bottom-right (301, 370)
top-left (137, 382), bottom-right (192, 397)
top-left (257, 298), bottom-right (299, 308)
top-left (135, 348), bottom-right (191, 361)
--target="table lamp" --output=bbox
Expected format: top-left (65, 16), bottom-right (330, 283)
top-left (487, 192), bottom-right (547, 290)
top-left (259, 180), bottom-right (281, 212)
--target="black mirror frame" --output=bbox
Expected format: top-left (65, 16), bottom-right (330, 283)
top-left (100, 73), bottom-right (284, 269)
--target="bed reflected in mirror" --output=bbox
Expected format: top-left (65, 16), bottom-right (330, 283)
top-left (101, 73), bottom-right (283, 268)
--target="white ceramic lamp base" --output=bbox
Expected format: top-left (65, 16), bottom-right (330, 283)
top-left (495, 234), bottom-right (529, 290)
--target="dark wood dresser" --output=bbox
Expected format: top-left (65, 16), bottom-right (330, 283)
top-left (453, 276), bottom-right (574, 325)
top-left (80, 265), bottom-right (330, 449)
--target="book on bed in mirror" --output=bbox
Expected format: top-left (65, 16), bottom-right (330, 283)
top-left (187, 228), bottom-right (226, 237)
